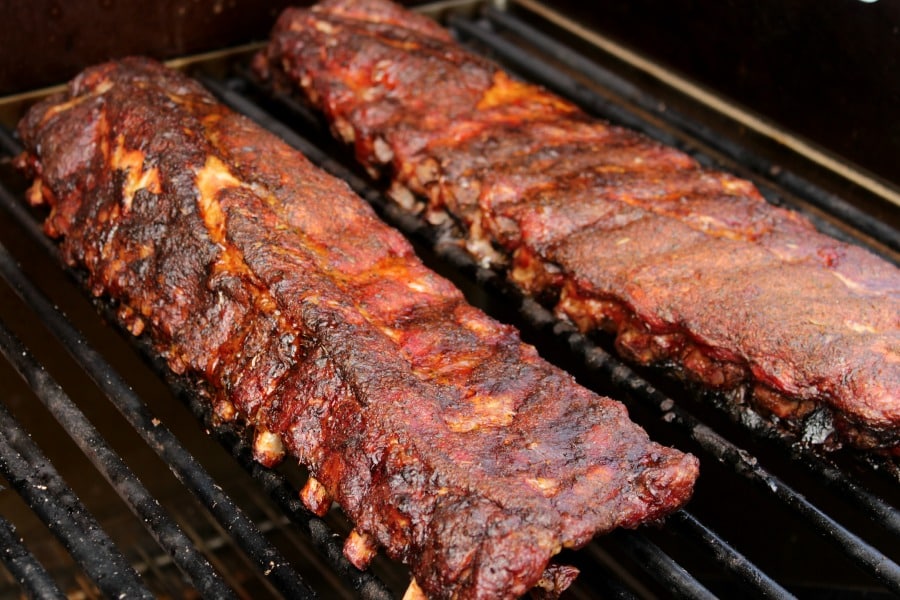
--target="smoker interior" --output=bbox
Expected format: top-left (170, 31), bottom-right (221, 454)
top-left (0, 1), bottom-right (899, 598)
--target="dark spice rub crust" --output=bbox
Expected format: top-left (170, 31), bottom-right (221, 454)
top-left (16, 58), bottom-right (698, 600)
top-left (257, 0), bottom-right (900, 453)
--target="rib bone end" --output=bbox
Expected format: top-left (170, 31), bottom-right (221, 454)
top-left (299, 476), bottom-right (332, 516)
top-left (343, 528), bottom-right (378, 571)
top-left (529, 564), bottom-right (580, 599)
top-left (402, 578), bottom-right (427, 600)
top-left (252, 427), bottom-right (285, 467)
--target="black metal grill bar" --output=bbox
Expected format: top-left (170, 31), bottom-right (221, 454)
top-left (482, 6), bottom-right (900, 255)
top-left (613, 530), bottom-right (717, 600)
top-left (448, 15), bottom-right (900, 262)
top-left (667, 511), bottom-right (795, 600)
top-left (237, 482), bottom-right (362, 595)
top-left (820, 465), bottom-right (900, 534)
top-left (0, 514), bottom-right (66, 600)
top-left (0, 294), bottom-right (237, 599)
top-left (174, 515), bottom-right (262, 598)
top-left (0, 395), bottom-right (153, 599)
top-left (0, 125), bottom-right (20, 158)
top-left (0, 186), bottom-right (317, 600)
top-left (742, 420), bottom-right (900, 537)
top-left (551, 319), bottom-right (900, 595)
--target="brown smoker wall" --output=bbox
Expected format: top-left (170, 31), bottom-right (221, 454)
top-left (0, 0), bottom-right (299, 95)
top-left (0, 0), bottom-right (428, 96)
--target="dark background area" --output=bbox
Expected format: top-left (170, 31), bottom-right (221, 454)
top-left (549, 0), bottom-right (900, 186)
top-left (0, 0), bottom-right (897, 186)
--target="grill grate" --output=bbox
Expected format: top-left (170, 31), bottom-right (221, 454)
top-left (0, 2), bottom-right (898, 598)
top-left (0, 380), bottom-right (153, 599)
top-left (0, 311), bottom-right (235, 599)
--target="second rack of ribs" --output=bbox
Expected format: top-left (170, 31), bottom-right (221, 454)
top-left (256, 0), bottom-right (900, 454)
top-left (15, 58), bottom-right (698, 600)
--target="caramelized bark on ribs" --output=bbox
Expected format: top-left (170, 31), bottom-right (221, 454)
top-left (17, 58), bottom-right (699, 600)
top-left (258, 0), bottom-right (900, 453)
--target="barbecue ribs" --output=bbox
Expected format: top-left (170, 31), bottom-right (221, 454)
top-left (16, 58), bottom-right (698, 600)
top-left (257, 0), bottom-right (900, 453)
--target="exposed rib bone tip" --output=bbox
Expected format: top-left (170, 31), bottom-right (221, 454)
top-left (343, 528), bottom-right (378, 570)
top-left (402, 578), bottom-right (427, 600)
top-left (252, 426), bottom-right (285, 467)
top-left (299, 476), bottom-right (332, 516)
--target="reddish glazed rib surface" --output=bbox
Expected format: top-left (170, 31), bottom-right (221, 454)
top-left (17, 58), bottom-right (698, 599)
top-left (258, 0), bottom-right (900, 453)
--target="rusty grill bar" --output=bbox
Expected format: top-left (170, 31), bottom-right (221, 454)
top-left (0, 3), bottom-right (898, 598)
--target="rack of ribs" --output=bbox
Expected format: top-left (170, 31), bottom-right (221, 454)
top-left (16, 57), bottom-right (699, 600)
top-left (256, 0), bottom-right (900, 454)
